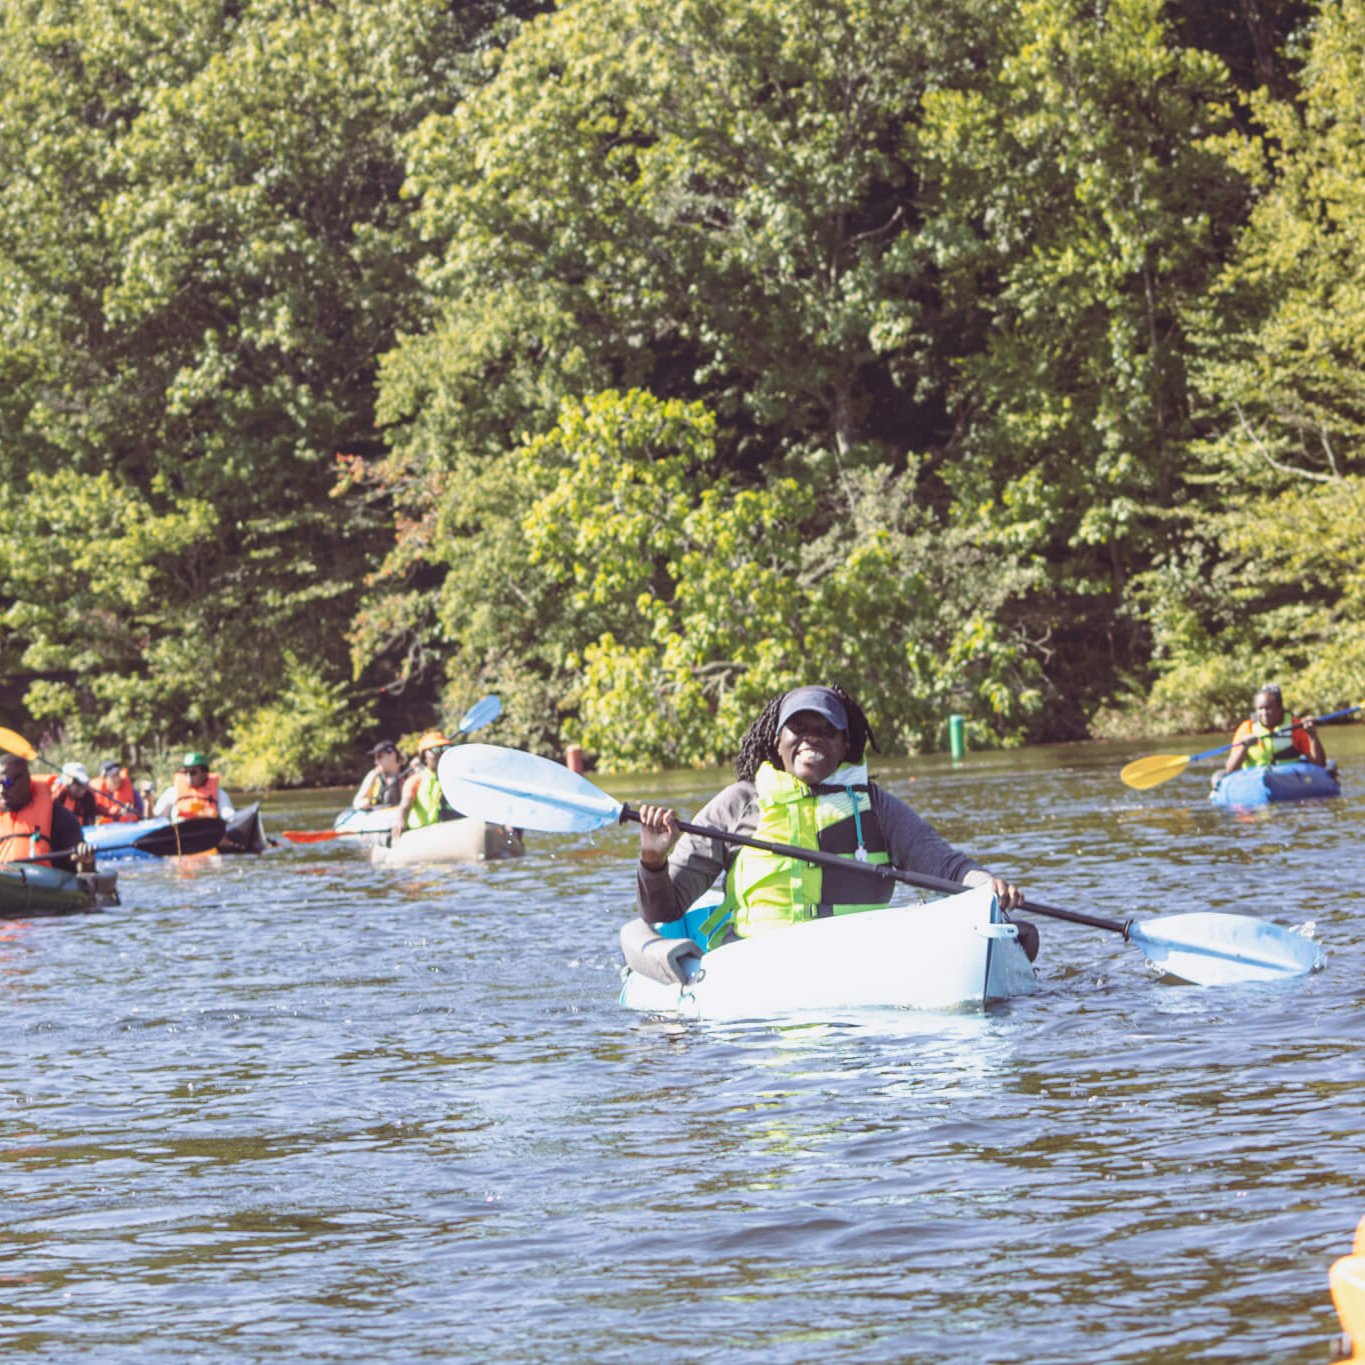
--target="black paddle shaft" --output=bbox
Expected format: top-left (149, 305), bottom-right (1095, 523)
top-left (618, 805), bottom-right (1133, 937)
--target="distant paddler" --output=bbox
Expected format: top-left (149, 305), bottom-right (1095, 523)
top-left (53, 762), bottom-right (101, 825)
top-left (352, 740), bottom-right (406, 811)
top-left (1220, 682), bottom-right (1327, 782)
top-left (92, 759), bottom-right (144, 822)
top-left (390, 731), bottom-right (458, 842)
top-left (0, 752), bottom-right (96, 873)
top-left (152, 751), bottom-right (237, 822)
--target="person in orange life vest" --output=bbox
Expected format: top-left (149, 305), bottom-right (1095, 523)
top-left (53, 762), bottom-right (100, 825)
top-left (1221, 684), bottom-right (1326, 781)
top-left (0, 753), bottom-right (95, 873)
top-left (92, 760), bottom-right (143, 823)
top-left (151, 751), bottom-right (237, 822)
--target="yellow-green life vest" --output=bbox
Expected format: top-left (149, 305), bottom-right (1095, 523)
top-left (1243, 717), bottom-right (1303, 768)
top-left (722, 761), bottom-right (891, 940)
top-left (406, 769), bottom-right (447, 829)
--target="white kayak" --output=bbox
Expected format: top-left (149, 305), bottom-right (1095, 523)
top-left (370, 818), bottom-right (525, 867)
top-left (332, 806), bottom-right (394, 839)
top-left (619, 883), bottom-right (1037, 1021)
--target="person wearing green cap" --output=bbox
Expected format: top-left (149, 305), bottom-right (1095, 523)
top-left (151, 750), bottom-right (237, 822)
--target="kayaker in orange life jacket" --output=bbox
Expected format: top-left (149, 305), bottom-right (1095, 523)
top-left (0, 753), bottom-right (95, 873)
top-left (1221, 683), bottom-right (1327, 780)
top-left (151, 751), bottom-right (237, 822)
top-left (53, 762), bottom-right (100, 825)
top-left (92, 760), bottom-right (143, 823)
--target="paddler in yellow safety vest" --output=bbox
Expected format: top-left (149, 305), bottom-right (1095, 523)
top-left (152, 751), bottom-right (237, 822)
top-left (1220, 683), bottom-right (1326, 782)
top-left (628, 683), bottom-right (1037, 983)
top-left (353, 740), bottom-right (406, 810)
top-left (390, 731), bottom-right (460, 842)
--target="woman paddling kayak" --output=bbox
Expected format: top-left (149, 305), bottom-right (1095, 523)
top-left (629, 684), bottom-right (1037, 982)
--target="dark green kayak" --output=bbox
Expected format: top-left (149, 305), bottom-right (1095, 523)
top-left (0, 864), bottom-right (119, 918)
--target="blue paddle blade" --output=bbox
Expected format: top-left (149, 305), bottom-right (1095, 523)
top-left (458, 694), bottom-right (502, 734)
top-left (437, 743), bottom-right (624, 832)
top-left (1127, 912), bottom-right (1322, 985)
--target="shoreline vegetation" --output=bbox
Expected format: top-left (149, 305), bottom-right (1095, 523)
top-left (3, 0), bottom-right (1363, 787)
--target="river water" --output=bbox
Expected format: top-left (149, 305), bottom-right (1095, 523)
top-left (3, 732), bottom-right (1363, 1363)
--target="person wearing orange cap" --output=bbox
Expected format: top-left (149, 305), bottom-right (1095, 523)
top-left (390, 730), bottom-right (460, 841)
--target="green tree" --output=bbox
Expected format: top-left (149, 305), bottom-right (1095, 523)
top-left (1132, 0), bottom-right (1365, 725)
top-left (452, 389), bottom-right (1046, 771)
top-left (0, 0), bottom-right (518, 765)
top-left (915, 0), bottom-right (1240, 724)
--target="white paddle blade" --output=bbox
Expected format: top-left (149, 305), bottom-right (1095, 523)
top-left (438, 743), bottom-right (623, 833)
top-left (1128, 913), bottom-right (1322, 985)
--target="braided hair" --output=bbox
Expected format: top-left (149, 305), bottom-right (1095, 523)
top-left (735, 684), bottom-right (877, 783)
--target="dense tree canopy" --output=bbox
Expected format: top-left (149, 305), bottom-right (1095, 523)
top-left (2, 0), bottom-right (1362, 781)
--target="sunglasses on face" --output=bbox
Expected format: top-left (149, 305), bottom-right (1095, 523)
top-left (183, 766), bottom-right (208, 775)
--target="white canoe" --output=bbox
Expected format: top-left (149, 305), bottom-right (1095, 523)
top-left (619, 884), bottom-right (1037, 1021)
top-left (371, 819), bottom-right (525, 867)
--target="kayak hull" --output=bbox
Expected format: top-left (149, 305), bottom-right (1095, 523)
top-left (1210, 760), bottom-right (1341, 807)
top-left (0, 864), bottom-right (119, 918)
top-left (332, 805), bottom-right (394, 839)
top-left (82, 817), bottom-right (167, 861)
top-left (83, 803), bottom-right (266, 859)
top-left (371, 818), bottom-right (526, 866)
top-left (619, 884), bottom-right (1037, 1021)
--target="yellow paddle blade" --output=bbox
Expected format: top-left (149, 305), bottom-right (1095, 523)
top-left (0, 726), bottom-right (37, 762)
top-left (1120, 752), bottom-right (1192, 790)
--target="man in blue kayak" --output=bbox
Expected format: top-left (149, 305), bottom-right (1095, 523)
top-left (628, 683), bottom-right (1036, 982)
top-left (1218, 683), bottom-right (1327, 783)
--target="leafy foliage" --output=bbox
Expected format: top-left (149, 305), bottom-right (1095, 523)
top-left (223, 654), bottom-right (373, 789)
top-left (3, 0), bottom-right (1362, 777)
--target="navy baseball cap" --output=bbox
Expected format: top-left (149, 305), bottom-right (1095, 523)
top-left (776, 686), bottom-right (849, 734)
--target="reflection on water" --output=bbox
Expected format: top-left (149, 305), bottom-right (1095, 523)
top-left (3, 733), bottom-right (1363, 1362)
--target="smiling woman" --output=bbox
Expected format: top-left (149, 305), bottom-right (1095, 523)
top-left (631, 683), bottom-right (1035, 976)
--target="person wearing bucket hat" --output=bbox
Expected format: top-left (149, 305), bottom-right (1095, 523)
top-left (629, 683), bottom-right (1037, 979)
top-left (53, 761), bottom-right (100, 825)
top-left (390, 729), bottom-right (460, 840)
top-left (151, 750), bottom-right (237, 822)
top-left (351, 739), bottom-right (407, 811)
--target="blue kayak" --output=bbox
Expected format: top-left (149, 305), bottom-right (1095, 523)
top-left (82, 817), bottom-right (171, 862)
top-left (1210, 760), bottom-right (1341, 808)
top-left (82, 803), bottom-right (267, 860)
